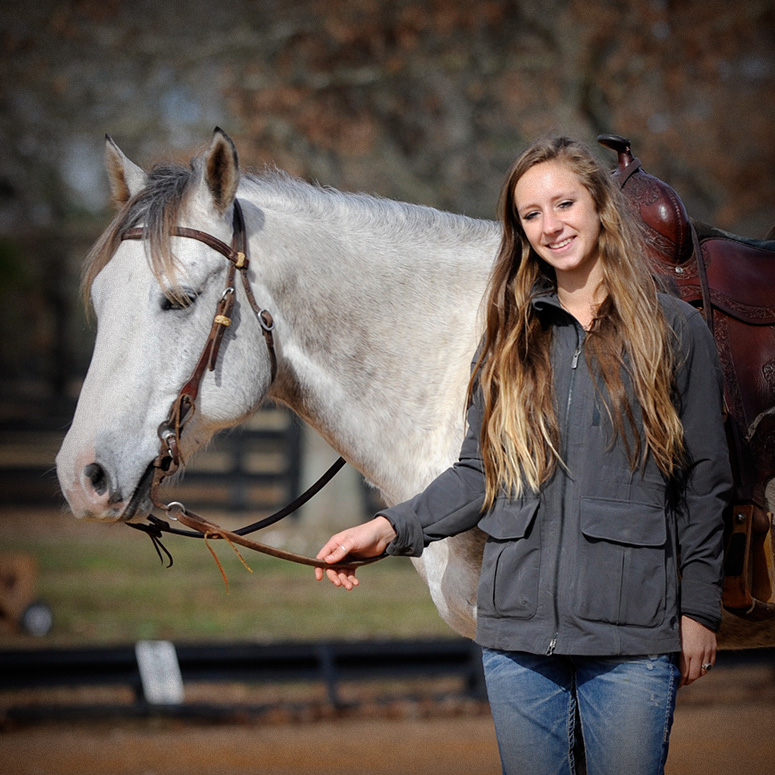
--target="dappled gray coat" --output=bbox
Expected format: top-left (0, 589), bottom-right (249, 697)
top-left (383, 292), bottom-right (732, 657)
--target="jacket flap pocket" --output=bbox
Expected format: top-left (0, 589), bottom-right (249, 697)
top-left (580, 497), bottom-right (666, 546)
top-left (478, 498), bottom-right (540, 540)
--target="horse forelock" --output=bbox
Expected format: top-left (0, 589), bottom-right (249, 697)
top-left (82, 160), bottom-right (200, 307)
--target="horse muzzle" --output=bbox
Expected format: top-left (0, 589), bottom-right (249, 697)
top-left (56, 450), bottom-right (156, 523)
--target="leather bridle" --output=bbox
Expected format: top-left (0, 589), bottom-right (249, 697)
top-left (122, 200), bottom-right (277, 491)
top-left (122, 200), bottom-right (380, 572)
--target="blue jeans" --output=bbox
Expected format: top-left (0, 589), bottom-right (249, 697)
top-left (482, 648), bottom-right (679, 775)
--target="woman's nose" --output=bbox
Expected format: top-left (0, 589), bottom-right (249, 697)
top-left (542, 212), bottom-right (562, 235)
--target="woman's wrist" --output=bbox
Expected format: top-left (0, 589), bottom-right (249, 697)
top-left (374, 514), bottom-right (397, 541)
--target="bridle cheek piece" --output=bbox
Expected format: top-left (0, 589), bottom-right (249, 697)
top-left (122, 200), bottom-right (276, 483)
top-left (121, 200), bottom-right (376, 572)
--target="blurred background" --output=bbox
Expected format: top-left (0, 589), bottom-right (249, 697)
top-left (2, 0), bottom-right (773, 407)
top-left (0, 3), bottom-right (773, 771)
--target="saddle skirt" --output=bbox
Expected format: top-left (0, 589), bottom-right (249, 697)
top-left (678, 226), bottom-right (775, 444)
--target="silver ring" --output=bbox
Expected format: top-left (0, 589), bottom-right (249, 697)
top-left (701, 662), bottom-right (713, 672)
top-left (340, 545), bottom-right (347, 553)
top-left (165, 501), bottom-right (186, 520)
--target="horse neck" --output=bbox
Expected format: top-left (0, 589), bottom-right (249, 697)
top-left (246, 184), bottom-right (498, 502)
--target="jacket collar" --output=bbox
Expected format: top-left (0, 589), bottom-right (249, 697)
top-left (531, 284), bottom-right (566, 321)
top-left (530, 285), bottom-right (589, 333)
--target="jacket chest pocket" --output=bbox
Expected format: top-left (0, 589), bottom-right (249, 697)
top-left (576, 496), bottom-right (667, 627)
top-left (477, 499), bottom-right (541, 620)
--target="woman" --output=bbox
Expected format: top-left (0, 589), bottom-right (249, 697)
top-left (315, 136), bottom-right (731, 775)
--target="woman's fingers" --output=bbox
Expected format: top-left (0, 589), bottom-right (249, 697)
top-left (316, 534), bottom-right (352, 564)
top-left (315, 533), bottom-right (359, 588)
top-left (314, 518), bottom-right (397, 588)
top-left (325, 566), bottom-right (359, 589)
top-left (679, 616), bottom-right (717, 686)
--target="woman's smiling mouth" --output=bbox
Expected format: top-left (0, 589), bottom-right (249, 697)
top-left (549, 236), bottom-right (574, 250)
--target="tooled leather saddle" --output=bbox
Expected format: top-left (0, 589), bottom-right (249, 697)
top-left (598, 134), bottom-right (775, 621)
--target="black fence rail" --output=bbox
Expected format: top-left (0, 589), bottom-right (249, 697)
top-left (3, 639), bottom-right (774, 725)
top-left (0, 638), bottom-right (488, 723)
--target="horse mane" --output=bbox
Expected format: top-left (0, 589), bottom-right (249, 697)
top-left (240, 169), bottom-right (497, 250)
top-left (82, 156), bottom-right (498, 308)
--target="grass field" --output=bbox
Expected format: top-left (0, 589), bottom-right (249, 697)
top-left (0, 507), bottom-right (456, 647)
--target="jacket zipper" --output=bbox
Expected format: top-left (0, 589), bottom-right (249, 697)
top-left (546, 335), bottom-right (583, 656)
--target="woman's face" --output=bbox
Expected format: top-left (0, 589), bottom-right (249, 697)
top-left (513, 160), bottom-right (603, 290)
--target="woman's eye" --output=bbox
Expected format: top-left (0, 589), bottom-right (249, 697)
top-left (161, 291), bottom-right (199, 311)
top-left (558, 200), bottom-right (574, 209)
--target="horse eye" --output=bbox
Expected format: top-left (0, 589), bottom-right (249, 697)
top-left (160, 291), bottom-right (199, 311)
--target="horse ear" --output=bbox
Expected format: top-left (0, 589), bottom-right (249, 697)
top-left (202, 128), bottom-right (240, 215)
top-left (105, 136), bottom-right (148, 207)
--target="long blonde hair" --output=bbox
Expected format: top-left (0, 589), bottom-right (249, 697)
top-left (471, 136), bottom-right (684, 507)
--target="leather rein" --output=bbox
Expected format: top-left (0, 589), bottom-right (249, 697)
top-left (122, 200), bottom-right (380, 572)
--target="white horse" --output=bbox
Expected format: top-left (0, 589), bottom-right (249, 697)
top-left (56, 129), bottom-right (774, 649)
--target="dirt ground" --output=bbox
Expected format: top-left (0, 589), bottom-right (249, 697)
top-left (2, 666), bottom-right (773, 775)
top-left (1, 703), bottom-right (774, 775)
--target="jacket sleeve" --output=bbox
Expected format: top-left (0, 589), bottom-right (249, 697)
top-left (672, 302), bottom-right (732, 631)
top-left (380, 387), bottom-right (488, 557)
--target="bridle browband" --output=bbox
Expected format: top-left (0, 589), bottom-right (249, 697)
top-left (121, 199), bottom-right (379, 572)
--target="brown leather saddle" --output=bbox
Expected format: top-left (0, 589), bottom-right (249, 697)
top-left (598, 134), bottom-right (775, 621)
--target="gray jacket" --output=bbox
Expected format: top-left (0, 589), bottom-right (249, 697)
top-left (383, 292), bottom-right (732, 656)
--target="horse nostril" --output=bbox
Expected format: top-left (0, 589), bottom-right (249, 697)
top-left (83, 463), bottom-right (108, 496)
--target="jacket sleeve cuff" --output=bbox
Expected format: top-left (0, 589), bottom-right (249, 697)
top-left (380, 502), bottom-right (426, 557)
top-left (682, 612), bottom-right (719, 632)
top-left (680, 577), bottom-right (723, 632)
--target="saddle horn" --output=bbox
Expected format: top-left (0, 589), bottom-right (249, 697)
top-left (598, 134), bottom-right (694, 267)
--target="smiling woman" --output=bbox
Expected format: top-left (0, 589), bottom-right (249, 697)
top-left (314, 136), bottom-right (732, 775)
top-left (513, 160), bottom-right (603, 329)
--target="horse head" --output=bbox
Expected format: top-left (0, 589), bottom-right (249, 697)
top-left (56, 130), bottom-right (275, 521)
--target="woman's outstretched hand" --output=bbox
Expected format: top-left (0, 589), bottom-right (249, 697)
top-left (315, 516), bottom-right (397, 589)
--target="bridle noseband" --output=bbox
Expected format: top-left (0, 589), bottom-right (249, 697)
top-left (121, 200), bottom-right (377, 572)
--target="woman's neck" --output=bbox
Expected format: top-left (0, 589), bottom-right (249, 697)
top-left (556, 284), bottom-right (606, 331)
